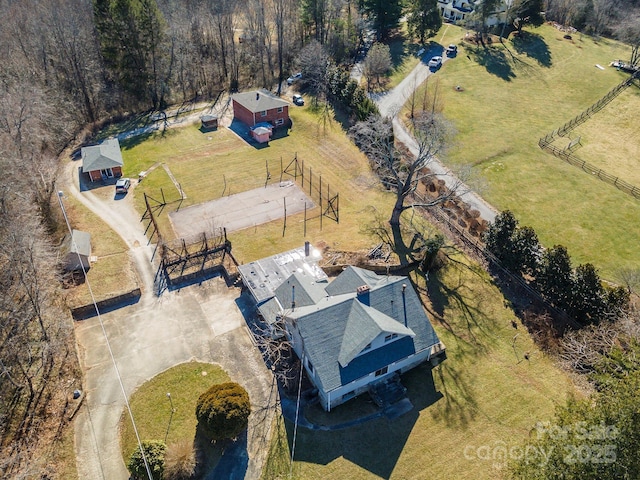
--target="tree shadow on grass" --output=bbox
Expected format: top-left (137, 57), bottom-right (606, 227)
top-left (286, 367), bottom-right (442, 479)
top-left (470, 46), bottom-right (516, 81)
top-left (511, 31), bottom-right (552, 67)
top-left (429, 361), bottom-right (478, 429)
top-left (424, 265), bottom-right (496, 352)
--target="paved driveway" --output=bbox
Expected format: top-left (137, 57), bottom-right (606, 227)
top-left (74, 279), bottom-right (274, 480)
top-left (65, 154), bottom-right (275, 479)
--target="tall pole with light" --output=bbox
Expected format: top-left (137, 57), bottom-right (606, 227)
top-left (57, 191), bottom-right (154, 480)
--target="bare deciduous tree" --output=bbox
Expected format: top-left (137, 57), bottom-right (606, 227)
top-left (615, 10), bottom-right (640, 66)
top-left (350, 111), bottom-right (463, 264)
top-left (363, 42), bottom-right (391, 91)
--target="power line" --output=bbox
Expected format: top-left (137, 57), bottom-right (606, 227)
top-left (57, 191), bottom-right (154, 480)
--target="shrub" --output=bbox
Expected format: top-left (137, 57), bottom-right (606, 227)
top-left (128, 440), bottom-right (166, 480)
top-left (164, 440), bottom-right (196, 480)
top-left (195, 382), bottom-right (251, 442)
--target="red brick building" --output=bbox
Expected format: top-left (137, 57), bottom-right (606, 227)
top-left (232, 90), bottom-right (290, 128)
top-left (81, 138), bottom-right (124, 182)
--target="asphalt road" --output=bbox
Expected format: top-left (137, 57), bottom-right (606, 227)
top-left (371, 41), bottom-right (498, 224)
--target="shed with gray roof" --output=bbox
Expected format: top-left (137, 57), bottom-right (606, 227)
top-left (61, 230), bottom-right (92, 272)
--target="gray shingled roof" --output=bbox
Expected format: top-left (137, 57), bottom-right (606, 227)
top-left (233, 90), bottom-right (288, 113)
top-left (283, 266), bottom-right (440, 393)
top-left (324, 266), bottom-right (384, 296)
top-left (81, 138), bottom-right (123, 173)
top-left (69, 230), bottom-right (91, 257)
top-left (338, 301), bottom-right (414, 367)
top-left (259, 272), bottom-right (328, 325)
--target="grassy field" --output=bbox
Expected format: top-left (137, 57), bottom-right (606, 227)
top-left (552, 85), bottom-right (640, 187)
top-left (119, 362), bottom-right (230, 468)
top-left (406, 23), bottom-right (640, 280)
top-left (121, 107), bottom-right (395, 262)
top-left (62, 195), bottom-right (137, 307)
top-left (262, 253), bottom-right (576, 480)
top-left (386, 23), bottom-right (466, 90)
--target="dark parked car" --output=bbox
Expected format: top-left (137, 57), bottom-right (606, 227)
top-left (115, 178), bottom-right (131, 194)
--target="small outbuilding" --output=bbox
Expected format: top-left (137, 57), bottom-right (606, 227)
top-left (250, 123), bottom-right (274, 144)
top-left (62, 230), bottom-right (92, 272)
top-left (201, 114), bottom-right (218, 130)
top-left (81, 138), bottom-right (124, 182)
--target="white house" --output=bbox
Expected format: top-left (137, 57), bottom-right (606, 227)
top-left (438, 0), bottom-right (510, 26)
top-left (274, 266), bottom-right (445, 411)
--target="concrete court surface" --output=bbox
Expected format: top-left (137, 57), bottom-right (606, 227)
top-left (73, 275), bottom-right (275, 480)
top-left (169, 181), bottom-right (314, 238)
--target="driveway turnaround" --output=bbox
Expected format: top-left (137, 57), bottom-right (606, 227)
top-left (74, 280), bottom-right (275, 480)
top-left (65, 154), bottom-right (276, 479)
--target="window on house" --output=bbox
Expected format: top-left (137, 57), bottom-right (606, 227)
top-left (384, 333), bottom-right (398, 342)
top-left (277, 107), bottom-right (283, 113)
top-left (275, 118), bottom-right (284, 126)
top-left (362, 343), bottom-right (371, 352)
top-left (307, 358), bottom-right (314, 374)
top-left (375, 366), bottom-right (388, 377)
top-left (342, 390), bottom-right (355, 401)
top-left (261, 110), bottom-right (267, 117)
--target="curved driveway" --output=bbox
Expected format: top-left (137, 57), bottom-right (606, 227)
top-left (67, 122), bottom-right (275, 479)
top-left (372, 48), bottom-right (498, 223)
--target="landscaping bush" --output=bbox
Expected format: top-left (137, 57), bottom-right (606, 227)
top-left (164, 439), bottom-right (196, 480)
top-left (195, 382), bottom-right (251, 442)
top-left (128, 440), bottom-right (166, 480)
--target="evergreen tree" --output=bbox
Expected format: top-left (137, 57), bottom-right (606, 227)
top-left (360, 0), bottom-right (402, 40)
top-left (195, 382), bottom-right (251, 442)
top-left (536, 245), bottom-right (574, 313)
top-left (571, 263), bottom-right (608, 325)
top-left (93, 0), bottom-right (167, 108)
top-left (511, 0), bottom-right (545, 32)
top-left (406, 0), bottom-right (442, 44)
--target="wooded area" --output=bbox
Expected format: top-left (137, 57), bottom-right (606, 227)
top-left (2, 0), bottom-right (640, 477)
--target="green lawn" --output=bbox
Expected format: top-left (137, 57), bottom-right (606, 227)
top-left (62, 195), bottom-right (137, 307)
top-left (262, 253), bottom-right (575, 479)
top-left (122, 107), bottom-right (396, 262)
top-left (406, 23), bottom-right (640, 280)
top-left (120, 362), bottom-right (230, 467)
top-left (554, 85), bottom-right (640, 187)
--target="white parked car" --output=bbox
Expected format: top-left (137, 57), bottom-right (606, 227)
top-left (115, 178), bottom-right (131, 194)
top-left (287, 72), bottom-right (302, 85)
top-left (292, 94), bottom-right (304, 106)
top-left (428, 56), bottom-right (443, 69)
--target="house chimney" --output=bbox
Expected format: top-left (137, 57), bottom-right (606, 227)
top-left (402, 283), bottom-right (408, 327)
top-left (291, 285), bottom-right (295, 310)
top-left (304, 241), bottom-right (310, 257)
top-left (356, 285), bottom-right (370, 295)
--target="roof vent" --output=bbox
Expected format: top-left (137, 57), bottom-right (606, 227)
top-left (256, 92), bottom-right (260, 100)
top-left (356, 285), bottom-right (370, 295)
